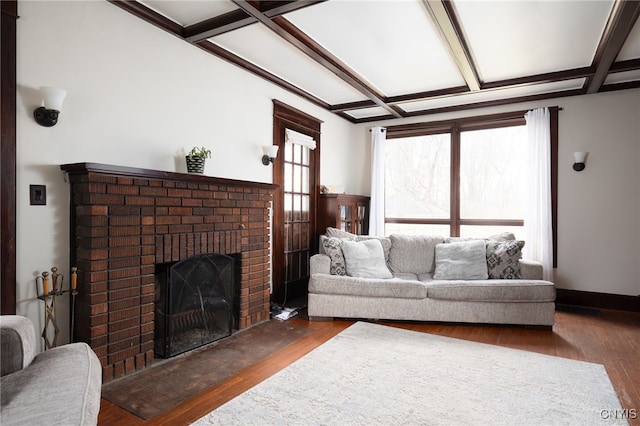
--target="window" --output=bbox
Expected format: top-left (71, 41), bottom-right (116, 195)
top-left (385, 133), bottom-right (451, 236)
top-left (384, 110), bottom-right (557, 242)
top-left (459, 125), bottom-right (527, 237)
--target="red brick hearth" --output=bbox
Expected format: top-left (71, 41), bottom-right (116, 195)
top-left (60, 163), bottom-right (277, 382)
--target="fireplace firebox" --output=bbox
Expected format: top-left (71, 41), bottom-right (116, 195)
top-left (155, 253), bottom-right (234, 358)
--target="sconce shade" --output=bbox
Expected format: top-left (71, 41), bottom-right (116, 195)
top-left (573, 152), bottom-right (586, 163)
top-left (263, 145), bottom-right (279, 158)
top-left (262, 145), bottom-right (279, 165)
top-left (573, 151), bottom-right (587, 172)
top-left (40, 86), bottom-right (66, 111)
top-left (34, 86), bottom-right (67, 127)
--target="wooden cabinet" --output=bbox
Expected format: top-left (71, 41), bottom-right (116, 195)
top-left (317, 193), bottom-right (370, 237)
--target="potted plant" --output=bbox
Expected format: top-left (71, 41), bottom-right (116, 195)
top-left (185, 146), bottom-right (212, 174)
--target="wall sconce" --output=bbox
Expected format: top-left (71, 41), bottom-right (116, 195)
top-left (262, 145), bottom-right (279, 165)
top-left (573, 152), bottom-right (587, 172)
top-left (34, 86), bottom-right (67, 127)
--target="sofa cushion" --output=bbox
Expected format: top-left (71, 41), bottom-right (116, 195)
top-left (388, 234), bottom-right (444, 275)
top-left (341, 240), bottom-right (392, 279)
top-left (433, 240), bottom-right (488, 280)
top-left (486, 239), bottom-right (525, 279)
top-left (392, 272), bottom-right (420, 281)
top-left (425, 279), bottom-right (555, 303)
top-left (308, 274), bottom-right (427, 299)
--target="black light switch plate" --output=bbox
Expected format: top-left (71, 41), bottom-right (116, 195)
top-left (30, 184), bottom-right (46, 205)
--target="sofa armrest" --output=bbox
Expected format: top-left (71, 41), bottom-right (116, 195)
top-left (519, 259), bottom-right (544, 280)
top-left (310, 254), bottom-right (331, 275)
top-left (1, 315), bottom-right (36, 377)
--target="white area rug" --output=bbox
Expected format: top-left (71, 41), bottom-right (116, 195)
top-left (193, 322), bottom-right (627, 425)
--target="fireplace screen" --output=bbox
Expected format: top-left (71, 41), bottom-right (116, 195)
top-left (155, 253), bottom-right (234, 358)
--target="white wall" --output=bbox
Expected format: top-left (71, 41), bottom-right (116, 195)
top-left (555, 90), bottom-right (640, 297)
top-left (357, 89), bottom-right (640, 297)
top-left (15, 1), bottom-right (358, 347)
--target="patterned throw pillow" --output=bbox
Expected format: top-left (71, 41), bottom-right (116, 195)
top-left (486, 239), bottom-right (525, 279)
top-left (320, 236), bottom-right (348, 276)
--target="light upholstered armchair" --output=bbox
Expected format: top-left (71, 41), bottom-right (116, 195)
top-left (0, 315), bottom-right (102, 425)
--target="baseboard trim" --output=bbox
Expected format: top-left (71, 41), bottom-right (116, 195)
top-left (555, 289), bottom-right (640, 313)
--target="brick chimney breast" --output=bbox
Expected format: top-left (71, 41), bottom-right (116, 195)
top-left (61, 163), bottom-right (276, 382)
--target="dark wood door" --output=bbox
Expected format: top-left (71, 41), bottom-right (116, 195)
top-left (272, 101), bottom-right (321, 305)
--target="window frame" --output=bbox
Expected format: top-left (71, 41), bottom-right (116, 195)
top-left (384, 108), bottom-right (559, 266)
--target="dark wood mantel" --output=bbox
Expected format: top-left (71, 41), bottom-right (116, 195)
top-left (60, 162), bottom-right (278, 191)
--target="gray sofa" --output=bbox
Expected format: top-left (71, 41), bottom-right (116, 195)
top-left (308, 230), bottom-right (556, 327)
top-left (0, 315), bottom-right (102, 425)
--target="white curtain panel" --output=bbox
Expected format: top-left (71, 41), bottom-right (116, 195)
top-left (369, 126), bottom-right (387, 236)
top-left (285, 128), bottom-right (316, 150)
top-left (524, 107), bottom-right (553, 281)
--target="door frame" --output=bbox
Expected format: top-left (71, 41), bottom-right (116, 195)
top-left (271, 100), bottom-right (322, 304)
top-left (1, 1), bottom-right (18, 314)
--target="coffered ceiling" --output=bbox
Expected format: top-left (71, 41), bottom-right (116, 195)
top-left (111, 0), bottom-right (640, 123)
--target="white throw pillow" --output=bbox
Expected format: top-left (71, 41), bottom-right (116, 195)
top-left (341, 239), bottom-right (392, 279)
top-left (433, 240), bottom-right (488, 280)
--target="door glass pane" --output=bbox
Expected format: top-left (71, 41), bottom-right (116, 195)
top-left (293, 195), bottom-right (301, 221)
top-left (460, 126), bottom-right (526, 220)
top-left (293, 223), bottom-right (301, 250)
top-left (302, 167), bottom-right (309, 193)
top-left (285, 142), bottom-right (293, 162)
top-left (284, 223), bottom-right (292, 251)
top-left (284, 163), bottom-right (293, 192)
top-left (294, 144), bottom-right (302, 163)
top-left (301, 222), bottom-right (309, 249)
top-left (293, 165), bottom-right (302, 193)
top-left (386, 134), bottom-right (451, 219)
top-left (284, 193), bottom-right (292, 221)
top-left (301, 195), bottom-right (309, 221)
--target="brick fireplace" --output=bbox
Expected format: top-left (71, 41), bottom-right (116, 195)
top-left (60, 163), bottom-right (277, 382)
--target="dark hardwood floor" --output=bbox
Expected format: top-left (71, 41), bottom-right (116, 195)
top-left (98, 307), bottom-right (640, 426)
